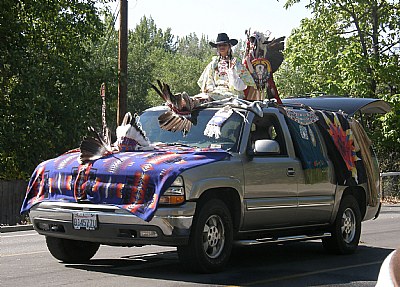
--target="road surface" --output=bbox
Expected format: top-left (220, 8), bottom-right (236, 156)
top-left (1, 204), bottom-right (399, 287)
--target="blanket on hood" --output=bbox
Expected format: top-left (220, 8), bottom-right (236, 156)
top-left (21, 147), bottom-right (230, 222)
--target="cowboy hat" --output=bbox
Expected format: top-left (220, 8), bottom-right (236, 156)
top-left (209, 33), bottom-right (238, 48)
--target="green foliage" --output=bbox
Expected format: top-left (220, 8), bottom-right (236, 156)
top-left (177, 33), bottom-right (213, 59)
top-left (126, 18), bottom-right (214, 114)
top-left (280, 0), bottom-right (400, 170)
top-left (150, 34), bottom-right (214, 103)
top-left (125, 16), bottom-right (175, 114)
top-left (372, 93), bottom-right (400, 171)
top-left (0, 0), bottom-right (106, 179)
top-left (281, 0), bottom-right (400, 97)
top-left (375, 94), bottom-right (400, 147)
top-left (277, 11), bottom-right (371, 97)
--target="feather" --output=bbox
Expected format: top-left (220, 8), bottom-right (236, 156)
top-left (131, 115), bottom-right (150, 146)
top-left (151, 80), bottom-right (196, 133)
top-left (245, 31), bottom-right (285, 73)
top-left (266, 51), bottom-right (284, 73)
top-left (100, 83), bottom-right (111, 146)
top-left (126, 114), bottom-right (150, 147)
top-left (150, 81), bottom-right (167, 102)
top-left (180, 92), bottom-right (193, 112)
top-left (158, 111), bottom-right (192, 133)
top-left (79, 127), bottom-right (113, 164)
top-left (265, 36), bottom-right (285, 51)
top-left (159, 111), bottom-right (176, 128)
top-left (265, 36), bottom-right (285, 73)
top-left (164, 115), bottom-right (182, 131)
top-left (151, 80), bottom-right (194, 115)
top-left (173, 118), bottom-right (187, 132)
top-left (158, 111), bottom-right (173, 123)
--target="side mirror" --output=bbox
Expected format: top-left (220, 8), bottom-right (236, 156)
top-left (253, 139), bottom-right (280, 155)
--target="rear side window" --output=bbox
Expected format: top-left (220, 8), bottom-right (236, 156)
top-left (285, 117), bottom-right (328, 169)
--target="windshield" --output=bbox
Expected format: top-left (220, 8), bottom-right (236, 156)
top-left (140, 108), bottom-right (244, 151)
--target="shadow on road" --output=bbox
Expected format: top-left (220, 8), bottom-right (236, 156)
top-left (65, 242), bottom-right (393, 286)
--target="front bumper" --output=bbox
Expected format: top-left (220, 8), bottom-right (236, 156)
top-left (29, 201), bottom-right (196, 246)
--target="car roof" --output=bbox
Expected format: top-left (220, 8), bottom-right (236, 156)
top-left (282, 96), bottom-right (391, 116)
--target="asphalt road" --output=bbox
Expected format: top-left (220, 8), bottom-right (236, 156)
top-left (1, 204), bottom-right (399, 287)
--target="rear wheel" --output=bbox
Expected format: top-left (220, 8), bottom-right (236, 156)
top-left (322, 195), bottom-right (361, 254)
top-left (46, 236), bottom-right (100, 263)
top-left (177, 199), bottom-right (233, 273)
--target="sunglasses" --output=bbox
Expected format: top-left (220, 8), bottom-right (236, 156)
top-left (217, 43), bottom-right (229, 47)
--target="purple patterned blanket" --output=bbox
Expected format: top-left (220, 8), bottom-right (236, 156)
top-left (21, 147), bottom-right (229, 221)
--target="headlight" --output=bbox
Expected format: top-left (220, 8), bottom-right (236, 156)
top-left (159, 176), bottom-right (185, 205)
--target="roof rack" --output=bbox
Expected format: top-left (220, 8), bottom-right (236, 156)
top-left (285, 93), bottom-right (350, 99)
top-left (280, 102), bottom-right (315, 111)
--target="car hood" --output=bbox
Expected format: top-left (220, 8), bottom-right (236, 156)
top-left (21, 147), bottom-right (230, 222)
top-left (282, 97), bottom-right (391, 116)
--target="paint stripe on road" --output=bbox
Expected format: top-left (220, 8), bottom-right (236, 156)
top-left (1, 232), bottom-right (38, 238)
top-left (0, 251), bottom-right (48, 258)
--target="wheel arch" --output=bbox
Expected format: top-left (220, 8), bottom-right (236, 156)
top-left (196, 187), bottom-right (242, 235)
top-left (322, 193), bottom-right (362, 254)
top-left (341, 186), bottom-right (367, 219)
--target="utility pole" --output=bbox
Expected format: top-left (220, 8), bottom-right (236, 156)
top-left (117, 0), bottom-right (128, 125)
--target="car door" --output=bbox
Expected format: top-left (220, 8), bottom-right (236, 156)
top-left (287, 120), bottom-right (336, 224)
top-left (241, 112), bottom-right (302, 230)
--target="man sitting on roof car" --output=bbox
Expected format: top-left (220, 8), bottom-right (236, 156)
top-left (196, 33), bottom-right (255, 101)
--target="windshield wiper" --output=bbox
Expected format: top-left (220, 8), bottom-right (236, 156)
top-left (162, 143), bottom-right (198, 148)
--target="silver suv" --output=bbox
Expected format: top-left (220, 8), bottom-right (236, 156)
top-left (26, 97), bottom-right (390, 273)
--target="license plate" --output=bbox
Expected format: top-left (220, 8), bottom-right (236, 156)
top-left (73, 212), bottom-right (98, 230)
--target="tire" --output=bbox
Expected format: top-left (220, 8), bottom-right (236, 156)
top-left (46, 236), bottom-right (100, 263)
top-left (322, 195), bottom-right (361, 254)
top-left (177, 199), bottom-right (233, 273)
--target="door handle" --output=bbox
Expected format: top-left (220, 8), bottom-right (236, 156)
top-left (287, 168), bottom-right (296, 177)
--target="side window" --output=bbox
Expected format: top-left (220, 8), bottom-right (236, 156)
top-left (248, 114), bottom-right (287, 156)
top-left (285, 117), bottom-right (328, 169)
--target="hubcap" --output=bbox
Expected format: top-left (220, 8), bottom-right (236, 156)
top-left (202, 215), bottom-right (225, 259)
top-left (341, 207), bottom-right (356, 243)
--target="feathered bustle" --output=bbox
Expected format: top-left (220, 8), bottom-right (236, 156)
top-left (79, 126), bottom-right (113, 164)
top-left (265, 36), bottom-right (285, 73)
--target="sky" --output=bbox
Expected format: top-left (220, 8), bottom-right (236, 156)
top-left (106, 0), bottom-right (311, 42)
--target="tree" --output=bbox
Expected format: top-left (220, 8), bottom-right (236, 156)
top-left (276, 14), bottom-right (363, 96)
top-left (124, 16), bottom-right (176, 114)
top-left (279, 0), bottom-right (400, 170)
top-left (283, 0), bottom-right (400, 97)
top-left (155, 33), bottom-right (214, 99)
top-left (0, 0), bottom-right (106, 179)
top-left (177, 33), bottom-right (213, 60)
top-left (125, 19), bottom-right (215, 113)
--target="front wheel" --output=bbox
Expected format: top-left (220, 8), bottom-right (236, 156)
top-left (322, 195), bottom-right (361, 254)
top-left (177, 199), bottom-right (233, 273)
top-left (46, 236), bottom-right (100, 263)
